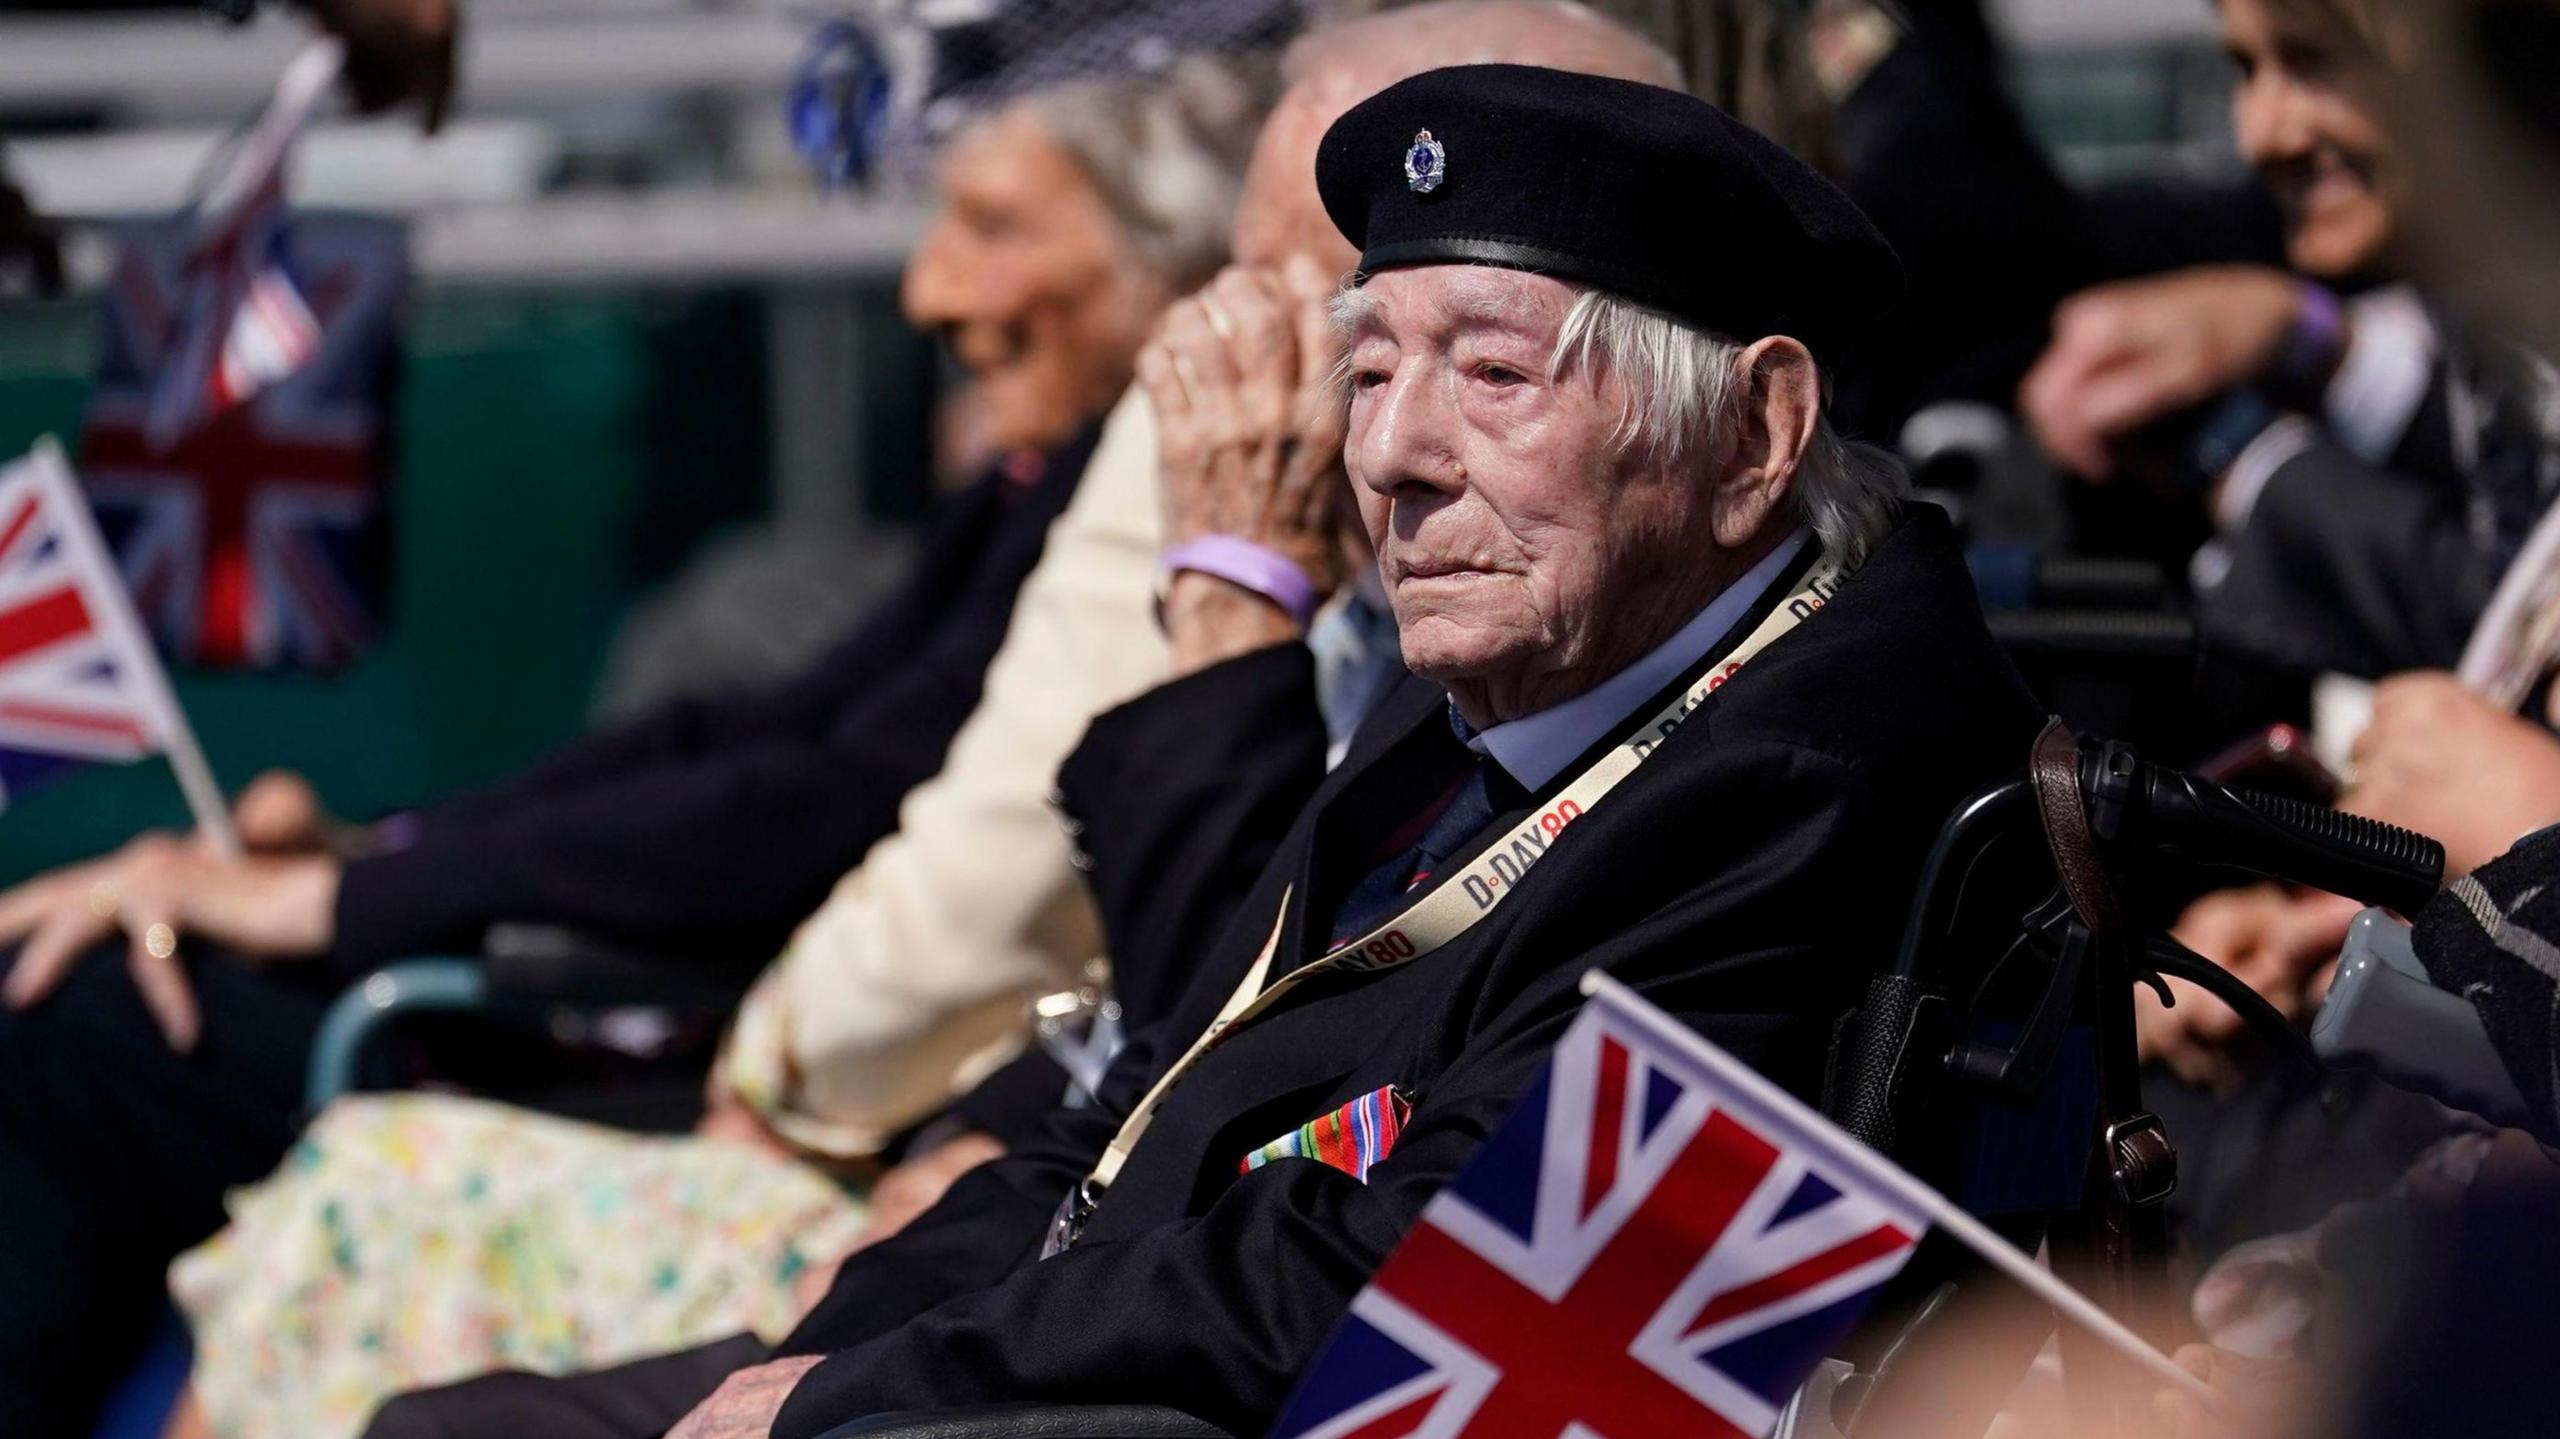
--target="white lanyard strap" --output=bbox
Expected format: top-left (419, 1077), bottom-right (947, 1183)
top-left (1080, 551), bottom-right (1850, 1199)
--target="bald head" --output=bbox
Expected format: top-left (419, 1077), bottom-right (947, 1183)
top-left (1230, 0), bottom-right (1681, 270)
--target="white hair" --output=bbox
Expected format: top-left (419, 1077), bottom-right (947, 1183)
top-left (1328, 278), bottom-right (1903, 565)
top-left (1021, 53), bottom-right (1277, 294)
top-left (1550, 287), bottom-right (1902, 566)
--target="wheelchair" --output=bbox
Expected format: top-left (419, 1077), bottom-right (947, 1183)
top-left (786, 719), bottom-right (2447, 1439)
top-left (200, 719), bottom-right (2438, 1439)
top-left (1791, 719), bottom-right (2441, 1439)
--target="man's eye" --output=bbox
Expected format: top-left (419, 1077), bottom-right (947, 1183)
top-left (1351, 368), bottom-right (1391, 391)
top-left (1474, 363), bottom-right (1529, 387)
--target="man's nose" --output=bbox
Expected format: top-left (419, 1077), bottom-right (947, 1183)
top-left (1354, 364), bottom-right (1466, 500)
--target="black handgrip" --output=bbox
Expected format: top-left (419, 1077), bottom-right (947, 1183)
top-left (2135, 768), bottom-right (2444, 914)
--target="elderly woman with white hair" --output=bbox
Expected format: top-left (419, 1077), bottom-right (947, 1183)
top-left (146, 53), bottom-right (1272, 1439)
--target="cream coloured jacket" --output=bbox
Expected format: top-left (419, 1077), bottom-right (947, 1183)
top-left (717, 388), bottom-right (1170, 1158)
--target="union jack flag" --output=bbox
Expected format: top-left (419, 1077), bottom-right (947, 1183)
top-left (145, 36), bottom-right (343, 446)
top-left (73, 37), bottom-right (401, 673)
top-left (76, 208), bottom-right (404, 672)
top-left (0, 441), bottom-right (194, 811)
top-left (1273, 984), bottom-right (1930, 1439)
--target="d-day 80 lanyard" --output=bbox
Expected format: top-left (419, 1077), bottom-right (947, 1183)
top-left (1051, 548), bottom-right (1851, 1249)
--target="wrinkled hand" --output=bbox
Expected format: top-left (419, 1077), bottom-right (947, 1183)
top-left (0, 834), bottom-right (339, 1051)
top-left (2138, 885), bottom-right (2359, 1095)
top-left (853, 1131), bottom-right (1005, 1253)
top-left (1141, 255), bottom-right (1349, 595)
top-left (666, 1355), bottom-right (826, 1439)
top-left (696, 1095), bottom-right (798, 1161)
top-left (2020, 265), bottom-right (2305, 481)
top-left (307, 0), bottom-right (460, 132)
top-left (2344, 672), bottom-right (2560, 876)
top-left (786, 1130), bottom-right (1008, 1314)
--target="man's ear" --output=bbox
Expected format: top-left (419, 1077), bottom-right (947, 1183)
top-left (1709, 336), bottom-right (1821, 549)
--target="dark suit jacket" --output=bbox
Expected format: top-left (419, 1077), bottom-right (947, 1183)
top-left (950, 643), bottom-right (1335, 1143)
top-left (2204, 348), bottom-right (2559, 679)
top-left (766, 506), bottom-right (2044, 1438)
top-left (327, 430), bottom-right (1099, 976)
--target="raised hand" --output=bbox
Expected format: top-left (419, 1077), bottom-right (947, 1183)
top-left (2020, 265), bottom-right (2307, 482)
top-left (1141, 254), bottom-right (1351, 592)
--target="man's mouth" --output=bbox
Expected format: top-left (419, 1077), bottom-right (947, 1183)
top-left (1400, 559), bottom-right (1497, 582)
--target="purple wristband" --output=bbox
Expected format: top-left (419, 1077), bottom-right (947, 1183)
top-left (2271, 280), bottom-right (2346, 398)
top-left (1162, 535), bottom-right (1320, 629)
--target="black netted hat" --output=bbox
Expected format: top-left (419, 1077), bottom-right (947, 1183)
top-left (1316, 64), bottom-right (1901, 353)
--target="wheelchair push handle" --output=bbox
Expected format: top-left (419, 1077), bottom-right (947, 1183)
top-left (2097, 752), bottom-right (2445, 915)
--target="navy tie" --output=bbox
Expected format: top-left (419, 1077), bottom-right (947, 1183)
top-left (1327, 713), bottom-right (1520, 945)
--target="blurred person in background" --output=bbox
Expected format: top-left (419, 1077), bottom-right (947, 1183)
top-left (2020, 0), bottom-right (2560, 685)
top-left (2110, 0), bottom-right (2560, 1099)
top-left (2007, 0), bottom-right (2560, 1082)
top-left (1, 0), bottom-right (458, 128)
top-left (0, 55), bottom-right (1268, 1439)
top-left (2386, 0), bottom-right (2560, 373)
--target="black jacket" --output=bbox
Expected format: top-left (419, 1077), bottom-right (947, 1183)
top-left (2204, 339), bottom-right (2560, 680)
top-left (328, 431), bottom-right (1098, 976)
top-left (951, 643), bottom-right (1333, 1143)
top-left (767, 506), bottom-right (2044, 1438)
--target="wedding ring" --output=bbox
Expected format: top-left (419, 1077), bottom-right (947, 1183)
top-left (144, 923), bottom-right (178, 961)
top-left (86, 882), bottom-right (119, 920)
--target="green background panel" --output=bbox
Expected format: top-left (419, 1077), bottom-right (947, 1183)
top-left (0, 285), bottom-right (772, 884)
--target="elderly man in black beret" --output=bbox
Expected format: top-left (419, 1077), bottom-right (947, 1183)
top-left (408, 63), bottom-right (2045, 1439)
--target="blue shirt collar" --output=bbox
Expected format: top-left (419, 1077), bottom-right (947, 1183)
top-left (1461, 529), bottom-right (1810, 790)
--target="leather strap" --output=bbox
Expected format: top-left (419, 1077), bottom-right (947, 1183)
top-left (2029, 717), bottom-right (2119, 936)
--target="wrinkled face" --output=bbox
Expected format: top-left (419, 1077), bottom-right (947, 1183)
top-left (1342, 266), bottom-right (1720, 701)
top-left (901, 106), bottom-right (1163, 453)
top-left (2220, 0), bottom-right (2400, 280)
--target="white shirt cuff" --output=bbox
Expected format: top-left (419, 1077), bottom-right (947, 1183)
top-left (2324, 285), bottom-right (2439, 463)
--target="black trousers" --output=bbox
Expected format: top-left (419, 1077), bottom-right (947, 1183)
top-left (362, 1334), bottom-right (763, 1439)
top-left (0, 942), bottom-right (327, 1437)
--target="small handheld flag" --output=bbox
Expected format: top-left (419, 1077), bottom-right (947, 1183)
top-left (146, 37), bottom-right (345, 448)
top-left (1272, 974), bottom-right (2208, 1439)
top-left (0, 439), bottom-right (238, 855)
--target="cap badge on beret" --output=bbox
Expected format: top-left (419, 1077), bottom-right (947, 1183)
top-left (1402, 130), bottom-right (1445, 195)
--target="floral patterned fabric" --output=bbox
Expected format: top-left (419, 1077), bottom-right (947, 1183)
top-left (169, 1093), bottom-right (867, 1439)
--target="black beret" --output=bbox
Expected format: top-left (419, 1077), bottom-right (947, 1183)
top-left (1317, 64), bottom-right (1901, 353)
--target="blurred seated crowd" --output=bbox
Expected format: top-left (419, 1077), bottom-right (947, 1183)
top-left (5, 0), bottom-right (2560, 1436)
